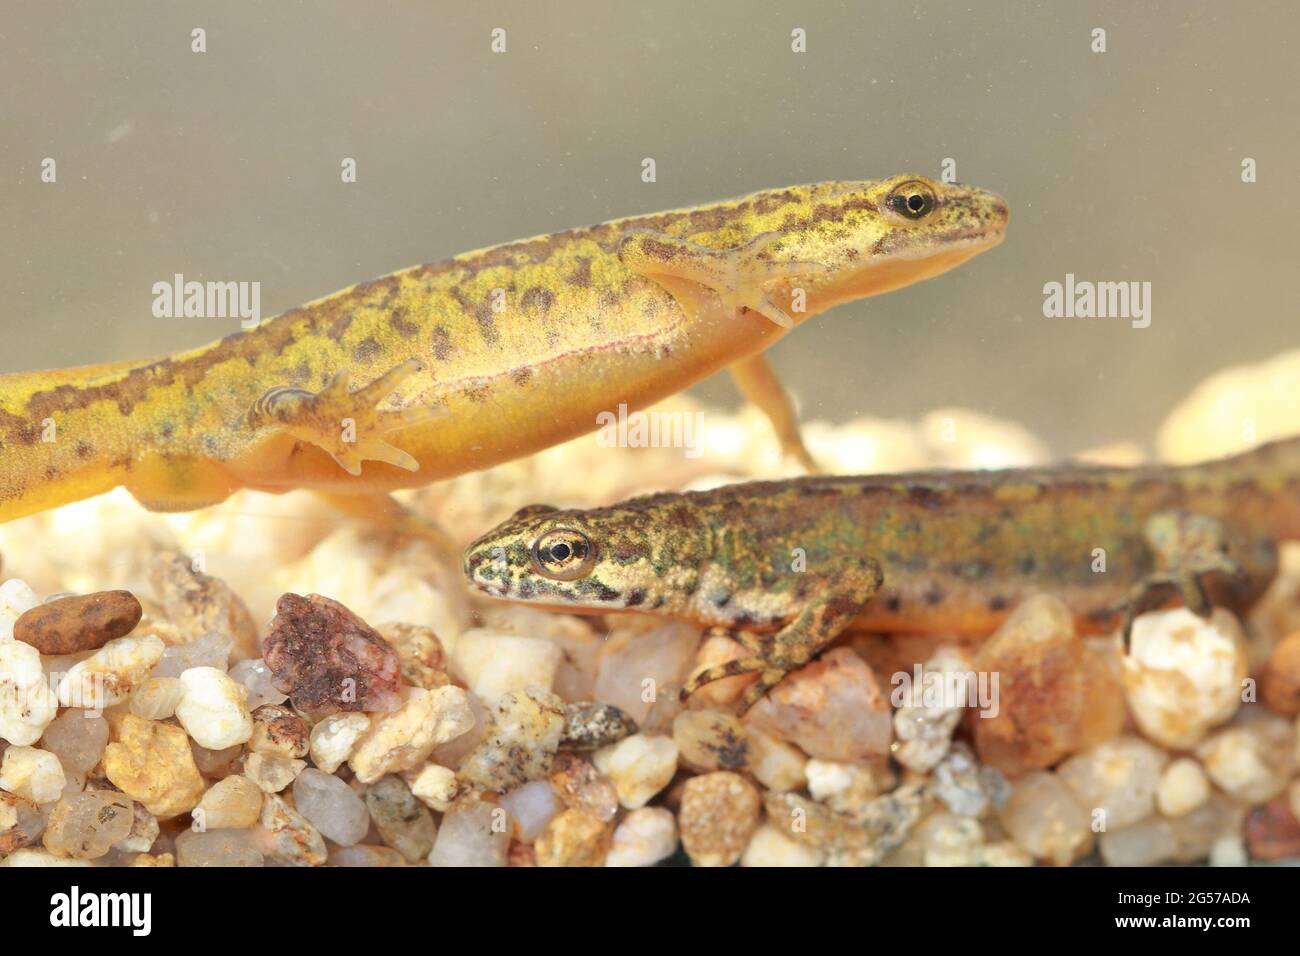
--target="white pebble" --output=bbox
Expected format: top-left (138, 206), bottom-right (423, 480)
top-left (309, 713), bottom-right (371, 775)
top-left (0, 579), bottom-right (39, 642)
top-left (805, 760), bottom-right (854, 802)
top-left (1156, 758), bottom-right (1211, 818)
top-left (175, 666), bottom-right (253, 750)
top-left (0, 746), bottom-right (66, 804)
top-left (0, 640), bottom-right (58, 745)
top-left (129, 677), bottom-right (185, 720)
top-left (56, 633), bottom-right (165, 709)
top-left (499, 780), bottom-right (560, 841)
top-left (1122, 608), bottom-right (1247, 749)
top-left (1209, 835), bottom-right (1248, 867)
top-left (741, 822), bottom-right (822, 867)
top-left (0, 848), bottom-right (93, 867)
top-left (1057, 736), bottom-right (1167, 830)
top-left (350, 686), bottom-right (475, 784)
top-left (592, 734), bottom-right (678, 809)
top-left (244, 752), bottom-right (305, 793)
top-left (1196, 715), bottom-right (1295, 803)
top-left (452, 630), bottom-right (561, 701)
top-left (606, 807), bottom-right (680, 867)
top-left (746, 729), bottom-right (807, 792)
top-left (408, 763), bottom-right (458, 812)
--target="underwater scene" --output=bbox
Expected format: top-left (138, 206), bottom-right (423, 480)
top-left (2, 1), bottom-right (1299, 904)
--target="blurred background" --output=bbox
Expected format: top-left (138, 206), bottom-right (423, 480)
top-left (3, 0), bottom-right (1297, 456)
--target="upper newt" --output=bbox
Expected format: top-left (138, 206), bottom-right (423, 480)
top-left (463, 438), bottom-right (1300, 709)
top-left (0, 175), bottom-right (1006, 524)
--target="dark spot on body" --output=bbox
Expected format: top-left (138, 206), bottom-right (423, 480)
top-left (474, 306), bottom-right (498, 347)
top-left (570, 257), bottom-right (592, 288)
top-left (389, 309), bottom-right (418, 337)
top-left (430, 326), bottom-right (454, 361)
top-left (907, 485), bottom-right (949, 510)
top-left (988, 594), bottom-right (1010, 612)
top-left (352, 337), bottom-right (381, 362)
top-left (328, 312), bottom-right (354, 341)
top-left (923, 587), bottom-right (945, 607)
top-left (576, 580), bottom-right (620, 602)
top-left (521, 287), bottom-right (555, 317)
top-left (625, 589), bottom-right (646, 607)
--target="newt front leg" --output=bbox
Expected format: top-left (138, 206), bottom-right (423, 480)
top-left (680, 555), bottom-right (884, 712)
top-left (619, 230), bottom-right (829, 468)
top-left (247, 359), bottom-right (444, 477)
top-left (618, 230), bottom-right (830, 331)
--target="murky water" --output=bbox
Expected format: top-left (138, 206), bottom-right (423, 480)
top-left (5, 2), bottom-right (1296, 456)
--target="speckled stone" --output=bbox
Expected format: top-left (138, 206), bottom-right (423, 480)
top-left (678, 771), bottom-right (761, 867)
top-left (364, 775), bottom-right (437, 862)
top-left (262, 592), bottom-right (403, 716)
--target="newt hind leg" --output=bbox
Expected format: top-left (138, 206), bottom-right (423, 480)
top-left (248, 359), bottom-right (444, 477)
top-left (729, 354), bottom-right (820, 472)
top-left (681, 556), bottom-right (884, 714)
top-left (1110, 511), bottom-right (1250, 641)
top-left (618, 229), bottom-right (826, 471)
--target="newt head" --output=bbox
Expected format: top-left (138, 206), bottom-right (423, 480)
top-left (463, 500), bottom-right (696, 613)
top-left (781, 173), bottom-right (1009, 315)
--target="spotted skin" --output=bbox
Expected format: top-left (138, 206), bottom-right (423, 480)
top-left (464, 439), bottom-right (1300, 708)
top-left (0, 175), bottom-right (1006, 523)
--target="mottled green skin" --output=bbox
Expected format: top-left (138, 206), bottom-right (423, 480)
top-left (466, 438), bottom-right (1300, 652)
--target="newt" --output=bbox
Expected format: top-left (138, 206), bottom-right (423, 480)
top-left (0, 175), bottom-right (1006, 524)
top-left (463, 438), bottom-right (1300, 709)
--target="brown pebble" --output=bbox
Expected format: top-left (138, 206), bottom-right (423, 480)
top-left (13, 590), bottom-right (142, 655)
top-left (678, 771), bottom-right (761, 867)
top-left (1244, 799), bottom-right (1300, 861)
top-left (263, 593), bottom-right (402, 716)
top-left (508, 842), bottom-right (538, 867)
top-left (972, 594), bottom-right (1085, 775)
top-left (1261, 632), bottom-right (1300, 717)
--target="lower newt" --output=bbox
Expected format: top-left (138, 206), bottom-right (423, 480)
top-left (0, 175), bottom-right (1007, 524)
top-left (463, 438), bottom-right (1300, 709)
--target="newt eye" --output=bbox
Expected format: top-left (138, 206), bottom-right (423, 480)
top-left (531, 528), bottom-right (596, 580)
top-left (888, 182), bottom-right (937, 220)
